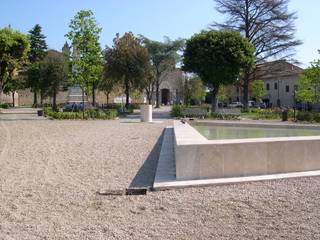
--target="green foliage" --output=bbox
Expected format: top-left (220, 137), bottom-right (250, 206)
top-left (295, 111), bottom-right (320, 123)
top-left (104, 32), bottom-right (151, 107)
top-left (240, 108), bottom-right (281, 120)
top-left (66, 10), bottom-right (103, 99)
top-left (140, 36), bottom-right (185, 107)
top-left (183, 30), bottom-right (255, 112)
top-left (217, 85), bottom-right (226, 103)
top-left (28, 24), bottom-right (47, 63)
top-left (0, 103), bottom-right (10, 109)
top-left (0, 27), bottom-right (30, 98)
top-left (210, 112), bottom-right (240, 120)
top-left (171, 105), bottom-right (186, 117)
top-left (189, 77), bottom-right (206, 104)
top-left (44, 108), bottom-right (118, 120)
top-left (250, 80), bottom-right (266, 101)
top-left (39, 50), bottom-right (68, 110)
top-left (171, 105), bottom-right (209, 118)
top-left (297, 60), bottom-right (320, 104)
top-left (25, 24), bottom-right (47, 105)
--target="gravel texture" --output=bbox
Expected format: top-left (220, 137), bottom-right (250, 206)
top-left (1, 111), bottom-right (320, 239)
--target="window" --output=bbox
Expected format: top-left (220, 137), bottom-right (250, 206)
top-left (286, 85), bottom-right (290, 93)
top-left (266, 83), bottom-right (270, 91)
top-left (274, 82), bottom-right (278, 90)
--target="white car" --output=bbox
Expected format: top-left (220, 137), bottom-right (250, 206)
top-left (229, 102), bottom-right (244, 108)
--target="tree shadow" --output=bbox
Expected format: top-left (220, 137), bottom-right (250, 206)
top-left (127, 130), bottom-right (164, 193)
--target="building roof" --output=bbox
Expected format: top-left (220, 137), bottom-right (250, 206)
top-left (252, 60), bottom-right (304, 81)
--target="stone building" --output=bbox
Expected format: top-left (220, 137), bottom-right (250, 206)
top-left (229, 60), bottom-right (304, 107)
top-left (156, 68), bottom-right (184, 105)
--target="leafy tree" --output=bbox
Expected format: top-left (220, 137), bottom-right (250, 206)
top-left (296, 60), bottom-right (320, 104)
top-left (3, 75), bottom-right (23, 107)
top-left (212, 0), bottom-right (302, 107)
top-left (139, 36), bottom-right (184, 108)
top-left (0, 27), bottom-right (30, 103)
top-left (66, 10), bottom-right (103, 107)
top-left (99, 65), bottom-right (118, 105)
top-left (250, 80), bottom-right (266, 102)
top-left (217, 85), bottom-right (227, 103)
top-left (26, 24), bottom-right (48, 105)
top-left (188, 77), bottom-right (206, 105)
top-left (39, 50), bottom-right (68, 111)
top-left (104, 32), bottom-right (151, 108)
top-left (183, 30), bottom-right (255, 112)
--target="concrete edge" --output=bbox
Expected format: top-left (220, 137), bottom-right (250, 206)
top-left (153, 170), bottom-right (320, 191)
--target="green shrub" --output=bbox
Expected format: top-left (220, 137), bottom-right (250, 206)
top-left (297, 111), bottom-right (314, 122)
top-left (210, 112), bottom-right (240, 120)
top-left (171, 105), bottom-right (209, 118)
top-left (171, 105), bottom-right (186, 117)
top-left (44, 108), bottom-right (118, 120)
top-left (0, 103), bottom-right (10, 109)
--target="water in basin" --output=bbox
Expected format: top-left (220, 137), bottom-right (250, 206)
top-left (194, 125), bottom-right (320, 140)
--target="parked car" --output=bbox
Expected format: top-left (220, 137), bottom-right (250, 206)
top-left (63, 102), bottom-right (86, 112)
top-left (248, 100), bottom-right (256, 107)
top-left (229, 102), bottom-right (244, 108)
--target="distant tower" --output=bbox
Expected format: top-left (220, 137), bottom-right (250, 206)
top-left (62, 41), bottom-right (71, 56)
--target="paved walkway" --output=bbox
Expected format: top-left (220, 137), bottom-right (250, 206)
top-left (120, 106), bottom-right (172, 123)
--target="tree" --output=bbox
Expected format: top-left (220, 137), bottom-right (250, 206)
top-left (183, 30), bottom-right (255, 112)
top-left (66, 10), bottom-right (103, 108)
top-left (3, 75), bottom-right (23, 107)
top-left (139, 36), bottom-right (184, 108)
top-left (0, 27), bottom-right (30, 103)
top-left (212, 0), bottom-right (302, 107)
top-left (296, 60), bottom-right (320, 104)
top-left (104, 32), bottom-right (151, 108)
top-left (250, 80), bottom-right (266, 102)
top-left (99, 66), bottom-right (118, 105)
top-left (39, 50), bottom-right (68, 111)
top-left (26, 24), bottom-right (48, 105)
top-left (184, 76), bottom-right (206, 105)
top-left (217, 85), bottom-right (227, 103)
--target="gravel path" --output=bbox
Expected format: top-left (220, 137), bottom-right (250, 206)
top-left (0, 112), bottom-right (320, 239)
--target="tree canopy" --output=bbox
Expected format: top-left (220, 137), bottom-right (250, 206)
top-left (104, 32), bottom-right (151, 107)
top-left (139, 36), bottom-right (184, 107)
top-left (66, 10), bottom-right (103, 107)
top-left (0, 27), bottom-right (30, 100)
top-left (25, 24), bottom-right (47, 105)
top-left (250, 80), bottom-right (266, 102)
top-left (212, 0), bottom-right (302, 107)
top-left (296, 59), bottom-right (320, 104)
top-left (39, 50), bottom-right (68, 110)
top-left (183, 30), bottom-right (255, 111)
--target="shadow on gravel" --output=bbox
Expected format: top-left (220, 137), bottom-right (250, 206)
top-left (128, 130), bottom-right (164, 192)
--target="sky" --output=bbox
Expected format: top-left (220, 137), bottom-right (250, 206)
top-left (1, 0), bottom-right (319, 67)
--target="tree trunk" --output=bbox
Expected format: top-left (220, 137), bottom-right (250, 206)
top-left (211, 87), bottom-right (218, 113)
top-left (155, 77), bottom-right (160, 108)
top-left (0, 83), bottom-right (3, 104)
top-left (33, 91), bottom-right (38, 106)
top-left (52, 89), bottom-right (57, 112)
top-left (243, 73), bottom-right (250, 109)
top-left (12, 92), bottom-right (15, 107)
top-left (106, 93), bottom-right (109, 105)
top-left (92, 83), bottom-right (96, 107)
top-left (125, 80), bottom-right (130, 109)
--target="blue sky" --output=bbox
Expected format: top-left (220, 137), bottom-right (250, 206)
top-left (1, 0), bottom-right (319, 67)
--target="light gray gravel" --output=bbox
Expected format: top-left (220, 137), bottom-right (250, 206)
top-left (1, 113), bottom-right (320, 239)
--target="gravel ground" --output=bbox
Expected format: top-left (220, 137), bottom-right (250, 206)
top-left (1, 112), bottom-right (320, 239)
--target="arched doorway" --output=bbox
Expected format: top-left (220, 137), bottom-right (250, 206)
top-left (161, 89), bottom-right (170, 105)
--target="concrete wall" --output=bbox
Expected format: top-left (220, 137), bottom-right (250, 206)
top-left (174, 121), bottom-right (320, 180)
